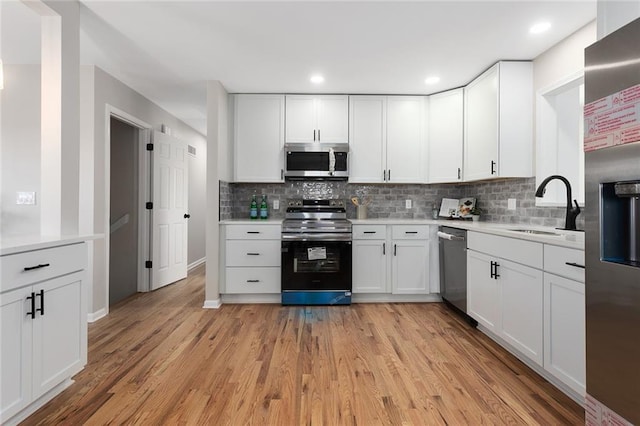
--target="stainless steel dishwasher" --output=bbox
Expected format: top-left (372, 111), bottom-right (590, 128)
top-left (438, 226), bottom-right (473, 322)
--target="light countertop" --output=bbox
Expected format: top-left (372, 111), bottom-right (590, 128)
top-left (0, 234), bottom-right (104, 256)
top-left (219, 218), bottom-right (584, 249)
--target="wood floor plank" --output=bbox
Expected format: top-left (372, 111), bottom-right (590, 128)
top-left (20, 265), bottom-right (584, 425)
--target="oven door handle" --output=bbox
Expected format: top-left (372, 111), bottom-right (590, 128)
top-left (281, 233), bottom-right (352, 242)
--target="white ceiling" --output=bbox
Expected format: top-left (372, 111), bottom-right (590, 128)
top-left (76, 1), bottom-right (595, 135)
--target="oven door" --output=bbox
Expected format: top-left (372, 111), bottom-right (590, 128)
top-left (281, 240), bottom-right (352, 291)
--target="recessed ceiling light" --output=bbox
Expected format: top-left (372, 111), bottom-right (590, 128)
top-left (424, 76), bottom-right (440, 85)
top-left (310, 75), bottom-right (324, 84)
top-left (530, 21), bottom-right (551, 34)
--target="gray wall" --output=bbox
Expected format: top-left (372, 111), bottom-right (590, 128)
top-left (1, 65), bottom-right (41, 236)
top-left (81, 65), bottom-right (207, 316)
top-left (224, 177), bottom-right (585, 230)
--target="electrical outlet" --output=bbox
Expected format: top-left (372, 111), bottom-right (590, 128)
top-left (273, 199), bottom-right (279, 210)
top-left (405, 199), bottom-right (412, 209)
top-left (17, 191), bottom-right (36, 205)
top-left (507, 198), bottom-right (517, 210)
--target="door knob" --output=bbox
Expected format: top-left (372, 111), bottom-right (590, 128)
top-left (184, 214), bottom-right (191, 219)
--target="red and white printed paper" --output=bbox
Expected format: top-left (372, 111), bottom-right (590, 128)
top-left (584, 83), bottom-right (640, 152)
top-left (586, 394), bottom-right (634, 426)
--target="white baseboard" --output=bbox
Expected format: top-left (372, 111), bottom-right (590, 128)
top-left (87, 308), bottom-right (107, 323)
top-left (221, 294), bottom-right (280, 304)
top-left (3, 378), bottom-right (74, 425)
top-left (352, 293), bottom-right (442, 303)
top-left (188, 257), bottom-right (206, 271)
top-left (203, 299), bottom-right (222, 309)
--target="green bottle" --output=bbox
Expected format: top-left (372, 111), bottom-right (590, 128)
top-left (260, 195), bottom-right (268, 220)
top-left (250, 194), bottom-right (258, 219)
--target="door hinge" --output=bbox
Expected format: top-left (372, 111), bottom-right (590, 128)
top-left (145, 261), bottom-right (152, 269)
top-left (146, 202), bottom-right (153, 210)
top-left (146, 143), bottom-right (154, 151)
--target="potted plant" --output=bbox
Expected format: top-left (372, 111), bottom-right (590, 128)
top-left (470, 205), bottom-right (483, 221)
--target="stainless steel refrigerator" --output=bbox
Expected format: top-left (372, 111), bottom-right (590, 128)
top-left (584, 17), bottom-right (640, 426)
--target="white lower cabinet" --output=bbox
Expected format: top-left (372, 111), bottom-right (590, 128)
top-left (352, 239), bottom-right (387, 293)
top-left (544, 272), bottom-right (586, 396)
top-left (391, 240), bottom-right (429, 294)
top-left (467, 250), bottom-right (500, 331)
top-left (0, 242), bottom-right (87, 424)
top-left (467, 233), bottom-right (543, 367)
top-left (352, 225), bottom-right (429, 294)
top-left (499, 260), bottom-right (543, 365)
top-left (467, 232), bottom-right (586, 401)
top-left (222, 224), bottom-right (281, 294)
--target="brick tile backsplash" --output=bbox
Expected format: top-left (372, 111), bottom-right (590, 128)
top-left (220, 177), bottom-right (586, 230)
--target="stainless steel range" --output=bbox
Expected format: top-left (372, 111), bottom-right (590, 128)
top-left (281, 199), bottom-right (352, 305)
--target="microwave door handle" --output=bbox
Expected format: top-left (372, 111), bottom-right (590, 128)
top-left (329, 148), bottom-right (336, 173)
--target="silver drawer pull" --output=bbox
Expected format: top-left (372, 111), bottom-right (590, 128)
top-left (246, 253), bottom-right (260, 256)
top-left (247, 279), bottom-right (260, 283)
top-left (565, 262), bottom-right (585, 269)
top-left (24, 263), bottom-right (50, 272)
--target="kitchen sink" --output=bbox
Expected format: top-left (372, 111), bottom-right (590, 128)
top-left (508, 229), bottom-right (561, 236)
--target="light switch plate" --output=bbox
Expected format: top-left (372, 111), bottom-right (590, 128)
top-left (507, 198), bottom-right (517, 210)
top-left (405, 199), bottom-right (412, 209)
top-left (273, 199), bottom-right (279, 210)
top-left (16, 191), bottom-right (37, 205)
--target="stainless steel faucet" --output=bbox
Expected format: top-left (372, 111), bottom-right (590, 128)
top-left (535, 175), bottom-right (581, 231)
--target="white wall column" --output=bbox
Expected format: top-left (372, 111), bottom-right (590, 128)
top-left (204, 81), bottom-right (228, 308)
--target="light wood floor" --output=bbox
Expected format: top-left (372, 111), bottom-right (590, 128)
top-left (23, 265), bottom-right (583, 425)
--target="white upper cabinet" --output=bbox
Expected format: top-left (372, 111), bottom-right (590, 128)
top-left (386, 96), bottom-right (426, 183)
top-left (233, 95), bottom-right (285, 183)
top-left (349, 96), bottom-right (425, 183)
top-left (349, 96), bottom-right (386, 183)
top-left (428, 88), bottom-right (464, 183)
top-left (464, 61), bottom-right (533, 182)
top-left (285, 95), bottom-right (348, 144)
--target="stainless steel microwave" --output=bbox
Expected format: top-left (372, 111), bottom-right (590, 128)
top-left (284, 143), bottom-right (349, 180)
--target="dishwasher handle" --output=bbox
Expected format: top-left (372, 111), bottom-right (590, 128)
top-left (437, 231), bottom-right (465, 242)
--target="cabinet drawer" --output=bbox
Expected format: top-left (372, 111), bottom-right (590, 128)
top-left (391, 225), bottom-right (429, 240)
top-left (467, 232), bottom-right (542, 269)
top-left (225, 224), bottom-right (281, 240)
top-left (225, 267), bottom-right (281, 294)
top-left (1, 243), bottom-right (86, 293)
top-left (544, 245), bottom-right (585, 282)
top-left (353, 225), bottom-right (387, 239)
top-left (226, 240), bottom-right (281, 267)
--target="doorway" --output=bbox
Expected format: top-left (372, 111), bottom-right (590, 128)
top-left (109, 117), bottom-right (141, 306)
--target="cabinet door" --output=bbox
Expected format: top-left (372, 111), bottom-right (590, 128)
top-left (386, 97), bottom-right (425, 183)
top-left (234, 95), bottom-right (285, 182)
top-left (352, 240), bottom-right (388, 293)
top-left (544, 273), bottom-right (585, 396)
top-left (428, 89), bottom-right (463, 183)
top-left (0, 287), bottom-right (32, 422)
top-left (32, 273), bottom-right (84, 398)
top-left (316, 96), bottom-right (349, 144)
top-left (285, 96), bottom-right (316, 143)
top-left (499, 259), bottom-right (543, 366)
top-left (464, 65), bottom-right (499, 181)
top-left (391, 240), bottom-right (429, 294)
top-left (349, 96), bottom-right (386, 183)
top-left (467, 250), bottom-right (500, 332)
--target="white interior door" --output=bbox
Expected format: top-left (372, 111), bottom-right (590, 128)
top-left (152, 131), bottom-right (188, 290)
